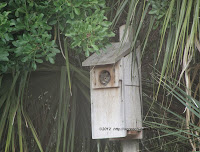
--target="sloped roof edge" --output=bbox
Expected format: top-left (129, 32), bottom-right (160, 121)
top-left (82, 41), bottom-right (138, 66)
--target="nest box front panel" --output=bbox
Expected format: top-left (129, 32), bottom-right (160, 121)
top-left (91, 61), bottom-right (122, 89)
top-left (90, 61), bottom-right (126, 139)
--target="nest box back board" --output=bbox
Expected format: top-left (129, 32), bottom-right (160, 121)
top-left (82, 25), bottom-right (142, 139)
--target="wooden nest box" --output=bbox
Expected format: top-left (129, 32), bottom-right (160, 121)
top-left (82, 25), bottom-right (142, 140)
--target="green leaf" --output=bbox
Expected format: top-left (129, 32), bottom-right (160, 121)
top-left (18, 40), bottom-right (28, 45)
top-left (107, 32), bottom-right (115, 37)
top-left (0, 56), bottom-right (9, 62)
top-left (35, 59), bottom-right (43, 63)
top-left (32, 62), bottom-right (37, 70)
top-left (4, 34), bottom-right (10, 41)
top-left (17, 7), bottom-right (25, 13)
top-left (70, 12), bottom-right (74, 19)
top-left (74, 7), bottom-right (80, 15)
top-left (91, 44), bottom-right (99, 51)
top-left (0, 3), bottom-right (7, 9)
top-left (58, 23), bottom-right (65, 32)
top-left (149, 10), bottom-right (158, 15)
top-left (85, 51), bottom-right (89, 57)
top-left (50, 48), bottom-right (60, 53)
top-left (48, 57), bottom-right (55, 64)
top-left (101, 21), bottom-right (112, 27)
top-left (0, 52), bottom-right (9, 61)
top-left (21, 57), bottom-right (29, 62)
top-left (48, 20), bottom-right (57, 25)
top-left (65, 33), bottom-right (73, 37)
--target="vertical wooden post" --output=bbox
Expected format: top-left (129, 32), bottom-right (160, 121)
top-left (122, 140), bottom-right (139, 152)
top-left (119, 25), bottom-right (133, 43)
top-left (120, 25), bottom-right (141, 152)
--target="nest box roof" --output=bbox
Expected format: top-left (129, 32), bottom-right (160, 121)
top-left (82, 42), bottom-right (134, 66)
top-left (82, 25), bottom-right (139, 66)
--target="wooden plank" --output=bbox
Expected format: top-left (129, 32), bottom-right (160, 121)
top-left (122, 140), bottom-right (139, 152)
top-left (91, 62), bottom-right (126, 139)
top-left (119, 25), bottom-right (133, 43)
top-left (82, 42), bottom-right (132, 66)
top-left (91, 86), bottom-right (126, 139)
top-left (124, 86), bottom-right (142, 128)
top-left (123, 47), bottom-right (142, 139)
top-left (123, 47), bottom-right (141, 86)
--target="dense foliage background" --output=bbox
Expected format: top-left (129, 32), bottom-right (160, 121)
top-left (0, 0), bottom-right (115, 151)
top-left (0, 0), bottom-right (114, 72)
top-left (0, 0), bottom-right (200, 151)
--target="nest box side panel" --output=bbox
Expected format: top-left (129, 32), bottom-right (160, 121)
top-left (123, 46), bottom-right (141, 86)
top-left (90, 61), bottom-right (126, 139)
top-left (123, 47), bottom-right (142, 139)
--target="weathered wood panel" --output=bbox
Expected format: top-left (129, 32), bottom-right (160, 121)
top-left (123, 47), bottom-right (141, 86)
top-left (119, 25), bottom-right (133, 43)
top-left (91, 61), bottom-right (126, 139)
top-left (123, 47), bottom-right (142, 139)
top-left (124, 86), bottom-right (141, 128)
top-left (82, 42), bottom-right (134, 66)
top-left (91, 86), bottom-right (126, 139)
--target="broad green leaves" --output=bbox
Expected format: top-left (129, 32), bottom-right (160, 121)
top-left (0, 0), bottom-right (113, 72)
top-left (12, 33), bottom-right (59, 70)
top-left (0, 1), bottom-right (60, 73)
top-left (0, 51), bottom-right (9, 62)
top-left (52, 0), bottom-right (113, 56)
top-left (65, 10), bottom-right (114, 56)
top-left (0, 3), bottom-right (11, 43)
top-left (0, 0), bottom-right (114, 149)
